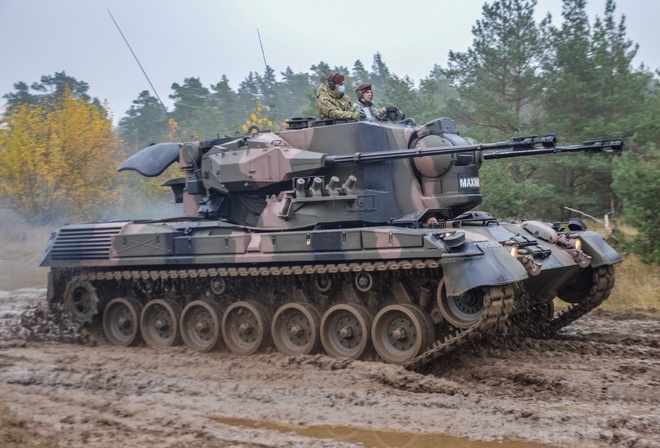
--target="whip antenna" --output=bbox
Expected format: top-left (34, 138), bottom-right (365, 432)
top-left (257, 28), bottom-right (275, 107)
top-left (107, 9), bottom-right (183, 143)
top-left (257, 28), bottom-right (269, 69)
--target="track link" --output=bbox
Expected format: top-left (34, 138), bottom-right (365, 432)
top-left (547, 265), bottom-right (616, 334)
top-left (404, 283), bottom-right (514, 370)
top-left (511, 265), bottom-right (616, 339)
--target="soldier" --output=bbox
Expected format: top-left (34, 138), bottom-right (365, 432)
top-left (316, 73), bottom-right (362, 122)
top-left (354, 83), bottom-right (405, 122)
top-left (354, 83), bottom-right (386, 121)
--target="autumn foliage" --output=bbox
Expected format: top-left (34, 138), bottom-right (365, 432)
top-left (0, 88), bottom-right (122, 224)
top-left (241, 102), bottom-right (278, 133)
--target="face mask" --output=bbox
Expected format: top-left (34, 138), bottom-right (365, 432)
top-left (337, 85), bottom-right (345, 94)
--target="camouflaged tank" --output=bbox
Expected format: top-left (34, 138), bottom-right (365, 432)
top-left (39, 116), bottom-right (623, 369)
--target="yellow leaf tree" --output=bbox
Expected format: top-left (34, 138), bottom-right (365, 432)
top-left (0, 88), bottom-right (122, 224)
top-left (241, 102), bottom-right (278, 133)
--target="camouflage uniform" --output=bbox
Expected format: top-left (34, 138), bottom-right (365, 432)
top-left (316, 83), bottom-right (356, 121)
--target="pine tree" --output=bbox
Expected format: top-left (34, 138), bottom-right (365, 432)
top-left (3, 71), bottom-right (103, 113)
top-left (383, 75), bottom-right (419, 121)
top-left (351, 60), bottom-right (369, 86)
top-left (441, 0), bottom-right (551, 137)
top-left (278, 67), bottom-right (315, 120)
top-left (169, 77), bottom-right (222, 139)
top-left (369, 53), bottom-right (391, 97)
top-left (237, 72), bottom-right (262, 120)
top-left (210, 75), bottom-right (243, 135)
top-left (119, 90), bottom-right (170, 154)
top-left (170, 77), bottom-right (211, 122)
top-left (535, 0), bottom-right (655, 220)
top-left (416, 65), bottom-right (455, 124)
top-left (543, 0), bottom-right (595, 139)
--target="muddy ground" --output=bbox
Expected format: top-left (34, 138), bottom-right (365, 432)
top-left (1, 285), bottom-right (659, 448)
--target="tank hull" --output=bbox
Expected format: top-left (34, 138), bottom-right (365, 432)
top-left (40, 213), bottom-right (620, 369)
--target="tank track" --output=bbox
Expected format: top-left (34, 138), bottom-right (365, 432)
top-left (546, 265), bottom-right (615, 334)
top-left (404, 283), bottom-right (514, 370)
top-left (512, 265), bottom-right (616, 338)
top-left (74, 307), bottom-right (106, 346)
top-left (60, 258), bottom-right (515, 371)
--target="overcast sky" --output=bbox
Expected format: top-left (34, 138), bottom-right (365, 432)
top-left (1, 0), bottom-right (658, 122)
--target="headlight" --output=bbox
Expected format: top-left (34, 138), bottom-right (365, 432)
top-left (574, 238), bottom-right (582, 251)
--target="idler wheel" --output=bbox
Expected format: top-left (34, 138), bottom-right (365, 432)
top-left (320, 303), bottom-right (373, 360)
top-left (180, 300), bottom-right (223, 352)
top-left (437, 279), bottom-right (484, 328)
top-left (64, 280), bottom-right (100, 324)
top-left (222, 301), bottom-right (271, 355)
top-left (272, 302), bottom-right (321, 356)
top-left (140, 299), bottom-right (182, 348)
top-left (372, 304), bottom-right (433, 365)
top-left (103, 297), bottom-right (143, 346)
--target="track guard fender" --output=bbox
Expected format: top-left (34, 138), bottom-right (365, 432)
top-left (577, 231), bottom-right (623, 267)
top-left (441, 241), bottom-right (527, 296)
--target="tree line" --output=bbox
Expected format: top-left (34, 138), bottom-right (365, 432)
top-left (0, 0), bottom-right (658, 263)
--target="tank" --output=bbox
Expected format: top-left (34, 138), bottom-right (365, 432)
top-left (39, 116), bottom-right (623, 369)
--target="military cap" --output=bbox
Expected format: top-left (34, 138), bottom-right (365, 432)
top-left (355, 83), bottom-right (372, 92)
top-left (328, 73), bottom-right (345, 84)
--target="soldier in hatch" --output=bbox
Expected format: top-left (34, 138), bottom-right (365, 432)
top-left (354, 83), bottom-right (405, 122)
top-left (354, 83), bottom-right (386, 121)
top-left (316, 73), bottom-right (362, 121)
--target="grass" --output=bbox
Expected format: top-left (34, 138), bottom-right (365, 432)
top-left (606, 252), bottom-right (660, 311)
top-left (581, 221), bottom-right (660, 311)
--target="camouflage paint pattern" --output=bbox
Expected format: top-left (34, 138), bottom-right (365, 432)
top-left (39, 115), bottom-right (623, 367)
top-left (42, 116), bottom-right (622, 297)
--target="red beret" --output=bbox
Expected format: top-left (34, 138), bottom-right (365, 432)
top-left (328, 73), bottom-right (345, 84)
top-left (355, 83), bottom-right (372, 92)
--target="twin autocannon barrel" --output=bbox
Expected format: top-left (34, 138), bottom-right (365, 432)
top-left (322, 135), bottom-right (623, 166)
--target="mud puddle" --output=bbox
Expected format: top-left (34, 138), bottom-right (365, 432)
top-left (209, 416), bottom-right (556, 447)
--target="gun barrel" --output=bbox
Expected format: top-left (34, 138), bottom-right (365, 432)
top-left (323, 135), bottom-right (622, 166)
top-left (483, 139), bottom-right (623, 160)
top-left (324, 137), bottom-right (546, 166)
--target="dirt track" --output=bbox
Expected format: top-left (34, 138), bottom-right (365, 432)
top-left (1, 289), bottom-right (659, 448)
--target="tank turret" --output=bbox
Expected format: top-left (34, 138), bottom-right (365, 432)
top-left (119, 117), bottom-right (622, 230)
